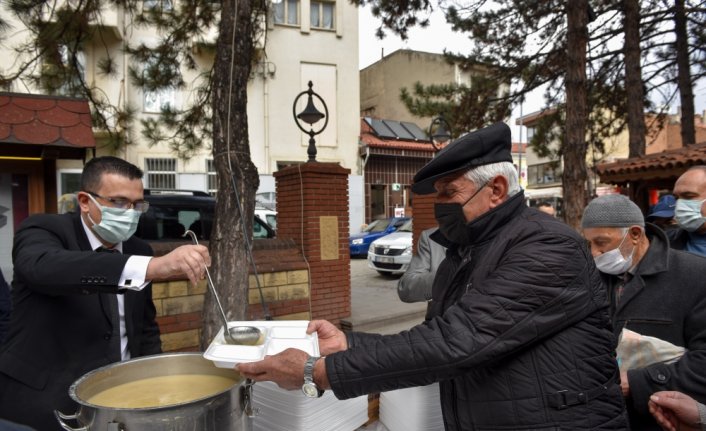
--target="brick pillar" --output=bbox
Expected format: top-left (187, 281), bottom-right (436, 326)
top-left (411, 193), bottom-right (437, 254)
top-left (274, 163), bottom-right (351, 326)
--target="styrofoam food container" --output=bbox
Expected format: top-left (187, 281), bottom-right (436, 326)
top-left (203, 320), bottom-right (319, 368)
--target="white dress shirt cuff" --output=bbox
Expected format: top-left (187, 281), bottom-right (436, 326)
top-left (119, 255), bottom-right (152, 291)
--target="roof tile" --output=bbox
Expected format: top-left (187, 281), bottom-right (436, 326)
top-left (58, 99), bottom-right (91, 114)
top-left (0, 123), bottom-right (10, 141)
top-left (62, 123), bottom-right (95, 147)
top-left (13, 97), bottom-right (56, 111)
top-left (37, 105), bottom-right (81, 127)
top-left (0, 92), bottom-right (95, 148)
top-left (14, 118), bottom-right (61, 144)
top-left (597, 142), bottom-right (706, 178)
top-left (0, 104), bottom-right (34, 125)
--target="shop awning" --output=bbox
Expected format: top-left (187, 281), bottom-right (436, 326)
top-left (597, 142), bottom-right (706, 185)
top-left (0, 92), bottom-right (95, 159)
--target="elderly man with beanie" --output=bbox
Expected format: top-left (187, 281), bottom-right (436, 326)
top-left (582, 194), bottom-right (706, 431)
top-left (239, 123), bottom-right (628, 430)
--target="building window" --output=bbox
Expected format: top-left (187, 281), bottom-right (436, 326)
top-left (142, 54), bottom-right (178, 113)
top-left (42, 45), bottom-right (85, 96)
top-left (311, 1), bottom-right (334, 29)
top-left (144, 89), bottom-right (175, 113)
top-left (206, 159), bottom-right (217, 196)
top-left (145, 158), bottom-right (176, 189)
top-left (143, 0), bottom-right (173, 12)
top-left (526, 126), bottom-right (535, 142)
top-left (273, 0), bottom-right (299, 25)
top-left (527, 162), bottom-right (561, 187)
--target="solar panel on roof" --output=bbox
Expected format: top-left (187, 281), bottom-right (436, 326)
top-left (401, 122), bottom-right (429, 141)
top-left (367, 118), bottom-right (397, 139)
top-left (382, 120), bottom-right (416, 140)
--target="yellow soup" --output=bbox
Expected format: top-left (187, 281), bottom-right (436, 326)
top-left (87, 374), bottom-right (237, 408)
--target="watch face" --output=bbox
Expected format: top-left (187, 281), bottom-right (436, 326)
top-left (302, 382), bottom-right (319, 398)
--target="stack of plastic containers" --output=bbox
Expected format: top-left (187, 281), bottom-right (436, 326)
top-left (252, 381), bottom-right (369, 431)
top-left (379, 383), bottom-right (444, 431)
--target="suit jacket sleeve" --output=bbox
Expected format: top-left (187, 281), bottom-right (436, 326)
top-left (12, 214), bottom-right (131, 295)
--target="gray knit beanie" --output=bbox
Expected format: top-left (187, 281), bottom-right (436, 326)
top-left (581, 194), bottom-right (645, 228)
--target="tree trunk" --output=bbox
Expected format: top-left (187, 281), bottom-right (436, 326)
top-left (674, 0), bottom-right (695, 146)
top-left (623, 0), bottom-right (646, 158)
top-left (562, 1), bottom-right (589, 229)
top-left (202, 0), bottom-right (260, 348)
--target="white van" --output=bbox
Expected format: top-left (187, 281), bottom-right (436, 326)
top-left (255, 207), bottom-right (277, 230)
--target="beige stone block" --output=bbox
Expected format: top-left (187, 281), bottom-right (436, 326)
top-left (275, 312), bottom-right (311, 321)
top-left (162, 295), bottom-right (205, 316)
top-left (278, 283), bottom-right (309, 301)
top-left (154, 299), bottom-right (164, 317)
top-left (152, 282), bottom-right (168, 299)
top-left (287, 270), bottom-right (309, 285)
top-left (189, 279), bottom-right (208, 295)
top-left (262, 271), bottom-right (287, 287)
top-left (168, 280), bottom-right (189, 297)
top-left (161, 329), bottom-right (200, 352)
top-left (249, 274), bottom-right (263, 289)
top-left (249, 286), bottom-right (277, 305)
top-left (320, 216), bottom-right (339, 261)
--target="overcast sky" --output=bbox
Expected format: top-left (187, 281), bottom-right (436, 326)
top-left (357, 4), bottom-right (706, 142)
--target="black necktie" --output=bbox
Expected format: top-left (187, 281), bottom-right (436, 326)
top-left (96, 246), bottom-right (122, 362)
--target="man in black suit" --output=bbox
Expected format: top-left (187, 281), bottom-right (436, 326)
top-left (0, 156), bottom-right (211, 430)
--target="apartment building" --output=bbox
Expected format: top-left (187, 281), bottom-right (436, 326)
top-left (0, 0), bottom-right (360, 275)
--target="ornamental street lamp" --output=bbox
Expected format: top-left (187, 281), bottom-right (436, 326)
top-left (293, 81), bottom-right (329, 162)
top-left (428, 114), bottom-right (452, 151)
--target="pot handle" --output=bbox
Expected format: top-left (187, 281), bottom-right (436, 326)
top-left (54, 410), bottom-right (89, 431)
top-left (242, 379), bottom-right (260, 418)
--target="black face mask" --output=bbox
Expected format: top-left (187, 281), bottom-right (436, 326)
top-left (434, 182), bottom-right (488, 246)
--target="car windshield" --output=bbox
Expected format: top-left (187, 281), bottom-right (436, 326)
top-left (364, 219), bottom-right (391, 233)
top-left (397, 220), bottom-right (413, 232)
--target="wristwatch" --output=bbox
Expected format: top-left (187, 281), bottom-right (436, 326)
top-left (302, 355), bottom-right (324, 398)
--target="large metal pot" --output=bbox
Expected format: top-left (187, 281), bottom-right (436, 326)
top-left (55, 353), bottom-right (254, 431)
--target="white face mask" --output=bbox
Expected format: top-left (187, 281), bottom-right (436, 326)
top-left (594, 231), bottom-right (635, 275)
top-left (87, 194), bottom-right (141, 244)
top-left (675, 198), bottom-right (706, 232)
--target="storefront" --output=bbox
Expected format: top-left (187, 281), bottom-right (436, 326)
top-left (0, 92), bottom-right (94, 279)
top-left (596, 142), bottom-right (706, 212)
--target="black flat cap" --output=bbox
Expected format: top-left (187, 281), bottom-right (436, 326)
top-left (412, 122), bottom-right (513, 195)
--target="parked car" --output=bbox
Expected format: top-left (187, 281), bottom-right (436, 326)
top-left (138, 189), bottom-right (275, 241)
top-left (255, 207), bottom-right (277, 230)
top-left (367, 219), bottom-right (413, 275)
top-left (58, 190), bottom-right (275, 241)
top-left (349, 216), bottom-right (410, 257)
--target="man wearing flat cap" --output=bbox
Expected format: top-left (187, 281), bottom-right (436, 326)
top-left (238, 123), bottom-right (628, 430)
top-left (582, 194), bottom-right (706, 431)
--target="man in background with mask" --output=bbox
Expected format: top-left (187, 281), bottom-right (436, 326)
top-left (671, 166), bottom-right (706, 256)
top-left (238, 123), bottom-right (628, 430)
top-left (0, 156), bottom-right (211, 430)
top-left (582, 194), bottom-right (706, 430)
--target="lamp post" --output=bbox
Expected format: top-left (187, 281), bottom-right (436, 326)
top-left (428, 114), bottom-right (452, 151)
top-left (293, 81), bottom-right (329, 162)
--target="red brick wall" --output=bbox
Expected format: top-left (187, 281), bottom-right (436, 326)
top-left (411, 193), bottom-right (437, 254)
top-left (275, 162), bottom-right (352, 327)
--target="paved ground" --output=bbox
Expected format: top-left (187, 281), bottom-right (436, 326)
top-left (343, 257), bottom-right (427, 335)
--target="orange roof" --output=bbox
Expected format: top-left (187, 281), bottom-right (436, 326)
top-left (597, 141), bottom-right (706, 182)
top-left (360, 118), bottom-right (437, 153)
top-left (0, 92), bottom-right (95, 148)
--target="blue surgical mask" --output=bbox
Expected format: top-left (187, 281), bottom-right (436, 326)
top-left (87, 194), bottom-right (141, 244)
top-left (675, 198), bottom-right (706, 232)
top-left (594, 231), bottom-right (635, 275)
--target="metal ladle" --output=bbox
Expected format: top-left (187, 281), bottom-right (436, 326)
top-left (183, 230), bottom-right (262, 346)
